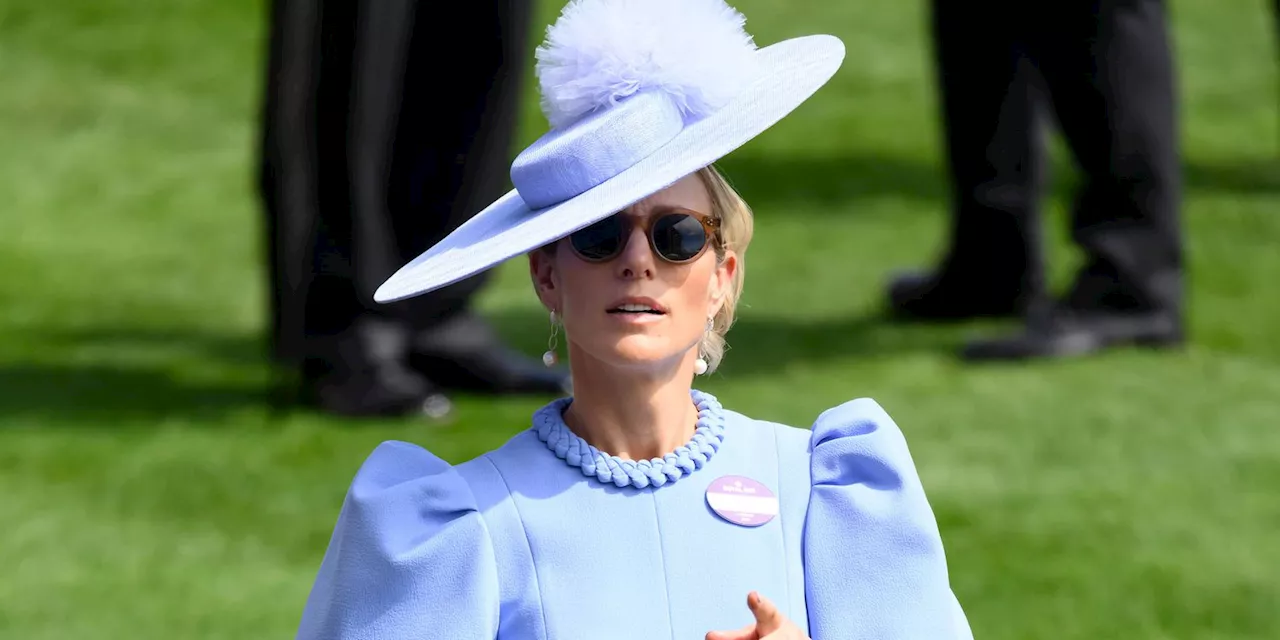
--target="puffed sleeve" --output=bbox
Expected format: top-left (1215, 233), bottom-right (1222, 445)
top-left (295, 441), bottom-right (500, 640)
top-left (803, 399), bottom-right (973, 640)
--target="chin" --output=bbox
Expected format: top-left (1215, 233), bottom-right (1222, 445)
top-left (596, 337), bottom-right (687, 370)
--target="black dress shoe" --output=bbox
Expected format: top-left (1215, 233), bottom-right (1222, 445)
top-left (410, 311), bottom-right (571, 395)
top-left (293, 317), bottom-right (453, 419)
top-left (960, 306), bottom-right (1184, 362)
top-left (886, 269), bottom-right (1028, 321)
top-left (299, 365), bottom-right (453, 419)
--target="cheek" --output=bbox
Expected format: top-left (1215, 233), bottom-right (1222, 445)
top-left (676, 263), bottom-right (717, 325)
top-left (553, 257), bottom-right (607, 322)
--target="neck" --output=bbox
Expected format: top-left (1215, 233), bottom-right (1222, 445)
top-left (562, 347), bottom-right (700, 461)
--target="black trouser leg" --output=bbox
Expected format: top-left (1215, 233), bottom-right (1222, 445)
top-left (330, 0), bottom-right (534, 338)
top-left (929, 0), bottom-right (1047, 298)
top-left (384, 0), bottom-right (532, 331)
top-left (258, 0), bottom-right (326, 368)
top-left (259, 0), bottom-right (530, 374)
top-left (1032, 0), bottom-right (1183, 315)
top-left (259, 0), bottom-right (403, 373)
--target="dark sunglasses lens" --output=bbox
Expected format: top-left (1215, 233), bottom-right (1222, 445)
top-left (652, 214), bottom-right (708, 262)
top-left (569, 215), bottom-right (624, 261)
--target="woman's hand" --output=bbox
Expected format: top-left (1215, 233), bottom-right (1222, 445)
top-left (705, 591), bottom-right (809, 640)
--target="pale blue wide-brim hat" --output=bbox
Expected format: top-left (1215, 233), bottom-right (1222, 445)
top-left (375, 0), bottom-right (845, 303)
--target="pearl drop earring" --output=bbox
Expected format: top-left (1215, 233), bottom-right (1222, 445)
top-left (694, 316), bottom-right (713, 375)
top-left (543, 310), bottom-right (560, 367)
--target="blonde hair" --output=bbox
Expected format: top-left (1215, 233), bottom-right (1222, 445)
top-left (696, 164), bottom-right (753, 374)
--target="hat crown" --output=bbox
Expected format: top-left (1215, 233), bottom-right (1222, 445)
top-left (511, 90), bottom-right (685, 209)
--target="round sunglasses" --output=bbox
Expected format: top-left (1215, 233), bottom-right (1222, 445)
top-left (568, 209), bottom-right (720, 264)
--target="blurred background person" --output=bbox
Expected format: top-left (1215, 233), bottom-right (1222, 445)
top-left (257, 0), bottom-right (570, 417)
top-left (888, 0), bottom-right (1185, 361)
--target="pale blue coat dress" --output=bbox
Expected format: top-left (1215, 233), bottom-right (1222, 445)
top-left (295, 390), bottom-right (974, 639)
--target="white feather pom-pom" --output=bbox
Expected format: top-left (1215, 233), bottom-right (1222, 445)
top-left (534, 0), bottom-right (759, 129)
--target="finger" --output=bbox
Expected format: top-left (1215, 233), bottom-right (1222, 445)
top-left (706, 622), bottom-right (759, 640)
top-left (748, 591), bottom-right (783, 634)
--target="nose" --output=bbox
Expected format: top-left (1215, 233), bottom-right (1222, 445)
top-left (614, 223), bottom-right (655, 280)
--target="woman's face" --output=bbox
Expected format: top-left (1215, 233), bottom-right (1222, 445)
top-left (529, 174), bottom-right (737, 376)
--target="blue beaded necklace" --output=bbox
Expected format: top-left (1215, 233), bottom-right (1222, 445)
top-left (533, 389), bottom-right (726, 489)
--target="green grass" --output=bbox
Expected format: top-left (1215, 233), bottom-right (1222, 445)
top-left (2, 0), bottom-right (1278, 638)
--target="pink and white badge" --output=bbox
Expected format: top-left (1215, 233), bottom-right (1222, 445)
top-left (706, 475), bottom-right (779, 527)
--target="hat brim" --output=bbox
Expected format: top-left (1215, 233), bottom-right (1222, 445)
top-left (374, 34), bottom-right (845, 304)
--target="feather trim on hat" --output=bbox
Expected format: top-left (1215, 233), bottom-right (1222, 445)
top-left (534, 0), bottom-right (759, 130)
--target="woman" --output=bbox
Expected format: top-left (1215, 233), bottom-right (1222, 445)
top-left (295, 0), bottom-right (973, 638)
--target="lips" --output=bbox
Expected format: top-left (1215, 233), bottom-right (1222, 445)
top-left (609, 305), bottom-right (662, 315)
top-left (606, 297), bottom-right (668, 315)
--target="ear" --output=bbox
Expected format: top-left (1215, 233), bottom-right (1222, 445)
top-left (708, 249), bottom-right (738, 318)
top-left (528, 246), bottom-right (562, 312)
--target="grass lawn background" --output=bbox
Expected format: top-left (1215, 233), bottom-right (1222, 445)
top-left (1, 0), bottom-right (1278, 637)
